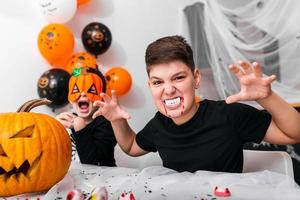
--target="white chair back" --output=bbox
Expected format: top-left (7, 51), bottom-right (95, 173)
top-left (243, 149), bottom-right (294, 178)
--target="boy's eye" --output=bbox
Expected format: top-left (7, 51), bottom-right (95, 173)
top-left (152, 80), bottom-right (162, 85)
top-left (174, 76), bottom-right (185, 81)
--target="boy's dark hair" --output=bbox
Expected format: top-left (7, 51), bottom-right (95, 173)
top-left (145, 35), bottom-right (195, 74)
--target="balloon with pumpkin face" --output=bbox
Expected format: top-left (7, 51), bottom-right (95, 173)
top-left (65, 52), bottom-right (98, 75)
top-left (81, 22), bottom-right (112, 57)
top-left (0, 99), bottom-right (72, 197)
top-left (68, 67), bottom-right (106, 103)
top-left (37, 68), bottom-right (70, 108)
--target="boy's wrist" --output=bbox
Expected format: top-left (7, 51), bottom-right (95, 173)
top-left (257, 90), bottom-right (275, 105)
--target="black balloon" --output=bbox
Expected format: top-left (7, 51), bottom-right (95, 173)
top-left (37, 68), bottom-right (70, 108)
top-left (81, 22), bottom-right (112, 56)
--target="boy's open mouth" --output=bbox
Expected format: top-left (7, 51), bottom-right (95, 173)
top-left (163, 97), bottom-right (182, 109)
top-left (78, 100), bottom-right (90, 113)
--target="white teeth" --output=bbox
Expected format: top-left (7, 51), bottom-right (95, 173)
top-left (164, 97), bottom-right (181, 106)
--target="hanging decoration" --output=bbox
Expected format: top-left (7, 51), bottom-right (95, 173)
top-left (181, 0), bottom-right (300, 104)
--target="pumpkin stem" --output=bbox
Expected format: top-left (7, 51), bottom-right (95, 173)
top-left (17, 98), bottom-right (52, 112)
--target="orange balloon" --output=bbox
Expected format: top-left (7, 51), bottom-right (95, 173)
top-left (65, 52), bottom-right (98, 74)
top-left (195, 96), bottom-right (201, 103)
top-left (105, 67), bottom-right (132, 97)
top-left (77, 0), bottom-right (90, 7)
top-left (38, 24), bottom-right (74, 67)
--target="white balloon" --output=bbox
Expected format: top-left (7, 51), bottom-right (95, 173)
top-left (39, 0), bottom-right (77, 24)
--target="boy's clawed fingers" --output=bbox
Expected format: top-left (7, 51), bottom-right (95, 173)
top-left (229, 64), bottom-right (243, 79)
top-left (266, 74), bottom-right (277, 84)
top-left (93, 100), bottom-right (105, 108)
top-left (92, 91), bottom-right (128, 121)
top-left (100, 92), bottom-right (111, 103)
top-left (121, 110), bottom-right (131, 120)
top-left (92, 110), bottom-right (102, 119)
top-left (225, 94), bottom-right (240, 104)
top-left (227, 60), bottom-right (276, 102)
top-left (252, 62), bottom-right (263, 77)
top-left (111, 90), bottom-right (118, 102)
top-left (56, 112), bottom-right (76, 129)
top-left (239, 60), bottom-right (252, 74)
top-left (229, 61), bottom-right (265, 78)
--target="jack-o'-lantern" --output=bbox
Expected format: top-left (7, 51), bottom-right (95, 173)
top-left (38, 23), bottom-right (74, 67)
top-left (105, 67), bottom-right (132, 97)
top-left (65, 52), bottom-right (98, 74)
top-left (68, 67), bottom-right (106, 102)
top-left (0, 99), bottom-right (72, 197)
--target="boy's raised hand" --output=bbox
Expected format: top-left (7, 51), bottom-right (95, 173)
top-left (226, 61), bottom-right (277, 104)
top-left (56, 112), bottom-right (76, 129)
top-left (92, 90), bottom-right (131, 121)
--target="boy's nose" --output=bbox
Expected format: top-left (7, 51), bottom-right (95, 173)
top-left (164, 83), bottom-right (176, 95)
top-left (80, 92), bottom-right (86, 97)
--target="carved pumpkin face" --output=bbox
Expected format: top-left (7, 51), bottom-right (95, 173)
top-left (0, 99), bottom-right (72, 197)
top-left (68, 67), bottom-right (106, 102)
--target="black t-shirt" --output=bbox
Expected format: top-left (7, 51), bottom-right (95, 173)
top-left (71, 116), bottom-right (117, 166)
top-left (136, 99), bottom-right (272, 173)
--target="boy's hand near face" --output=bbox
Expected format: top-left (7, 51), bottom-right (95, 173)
top-left (56, 112), bottom-right (77, 129)
top-left (56, 112), bottom-right (86, 131)
top-left (226, 61), bottom-right (277, 104)
top-left (92, 90), bottom-right (131, 122)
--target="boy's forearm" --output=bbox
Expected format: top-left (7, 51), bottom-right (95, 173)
top-left (111, 119), bottom-right (136, 154)
top-left (257, 91), bottom-right (300, 140)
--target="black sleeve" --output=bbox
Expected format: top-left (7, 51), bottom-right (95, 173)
top-left (226, 102), bottom-right (272, 144)
top-left (71, 116), bottom-right (117, 166)
top-left (136, 119), bottom-right (158, 152)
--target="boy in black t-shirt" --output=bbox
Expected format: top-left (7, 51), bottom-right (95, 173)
top-left (56, 67), bottom-right (117, 166)
top-left (93, 35), bottom-right (300, 173)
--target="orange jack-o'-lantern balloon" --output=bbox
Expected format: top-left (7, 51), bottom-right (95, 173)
top-left (105, 67), bottom-right (132, 97)
top-left (68, 67), bottom-right (106, 102)
top-left (65, 52), bottom-right (98, 74)
top-left (38, 23), bottom-right (74, 67)
top-left (77, 0), bottom-right (90, 7)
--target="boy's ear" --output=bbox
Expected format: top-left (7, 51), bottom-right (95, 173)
top-left (193, 68), bottom-right (201, 89)
top-left (147, 80), bottom-right (151, 88)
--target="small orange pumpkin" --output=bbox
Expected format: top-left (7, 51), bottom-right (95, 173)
top-left (0, 99), bottom-right (72, 197)
top-left (68, 67), bottom-right (106, 102)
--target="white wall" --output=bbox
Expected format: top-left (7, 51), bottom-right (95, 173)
top-left (0, 0), bottom-right (192, 168)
